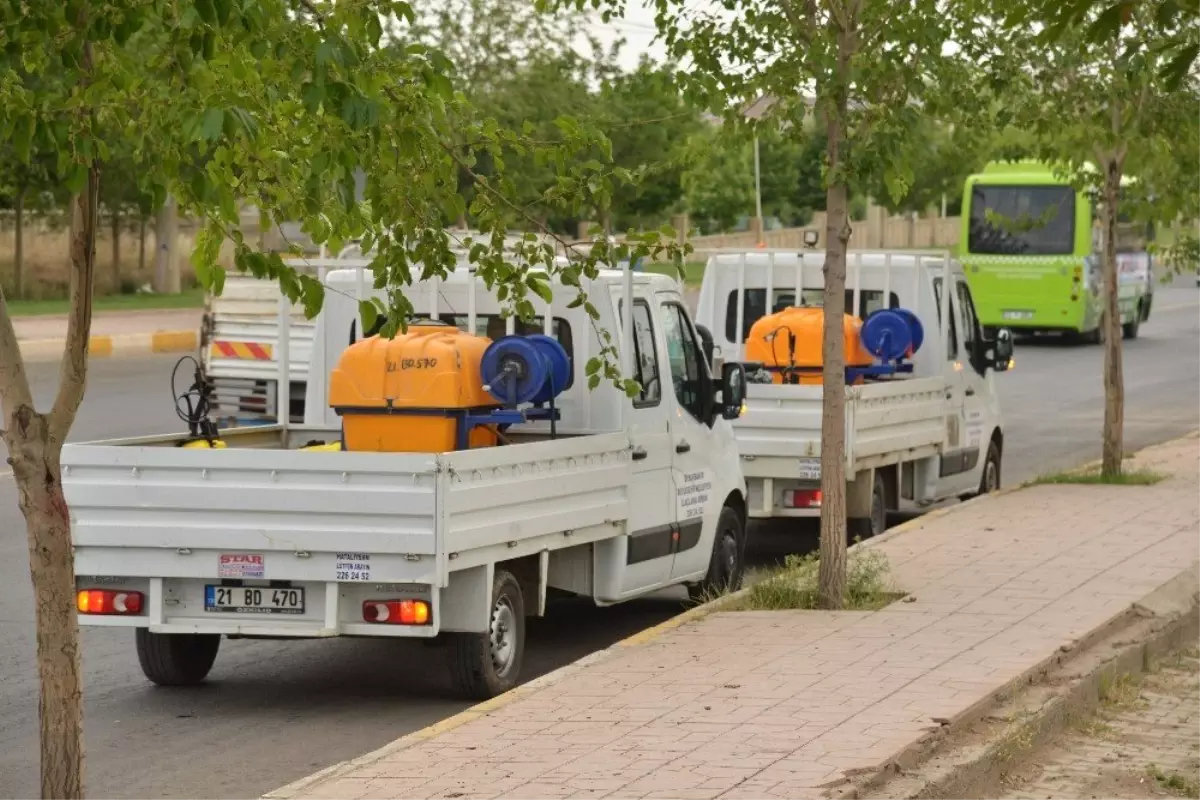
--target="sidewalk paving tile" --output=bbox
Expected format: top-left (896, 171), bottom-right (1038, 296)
top-left (281, 437), bottom-right (1200, 800)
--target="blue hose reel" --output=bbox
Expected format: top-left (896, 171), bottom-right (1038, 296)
top-left (861, 308), bottom-right (925, 362)
top-left (481, 334), bottom-right (571, 407)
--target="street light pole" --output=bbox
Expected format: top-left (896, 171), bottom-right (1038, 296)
top-left (753, 135), bottom-right (764, 245)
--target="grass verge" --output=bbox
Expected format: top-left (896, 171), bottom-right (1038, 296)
top-left (642, 261), bottom-right (706, 286)
top-left (1032, 468), bottom-right (1167, 487)
top-left (7, 288), bottom-right (206, 317)
top-left (735, 547), bottom-right (903, 611)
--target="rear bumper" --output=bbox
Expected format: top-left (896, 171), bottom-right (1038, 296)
top-left (746, 477), bottom-right (821, 519)
top-left (75, 576), bottom-right (439, 638)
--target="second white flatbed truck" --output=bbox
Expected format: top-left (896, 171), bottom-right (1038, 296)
top-left (67, 265), bottom-right (749, 699)
top-left (694, 249), bottom-right (1015, 535)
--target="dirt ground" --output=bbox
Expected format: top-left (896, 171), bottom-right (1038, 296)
top-left (998, 646), bottom-right (1200, 800)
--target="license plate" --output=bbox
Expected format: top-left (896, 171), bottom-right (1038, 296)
top-left (205, 585), bottom-right (305, 615)
top-left (1002, 310), bottom-right (1034, 321)
top-left (797, 457), bottom-right (821, 481)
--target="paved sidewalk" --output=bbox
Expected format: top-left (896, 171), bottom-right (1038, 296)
top-left (271, 436), bottom-right (1200, 800)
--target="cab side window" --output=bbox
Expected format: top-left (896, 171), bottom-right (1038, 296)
top-left (956, 281), bottom-right (983, 372)
top-left (661, 302), bottom-right (706, 420)
top-left (932, 277), bottom-right (959, 360)
top-left (618, 300), bottom-right (662, 407)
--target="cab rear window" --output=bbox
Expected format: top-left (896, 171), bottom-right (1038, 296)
top-left (725, 289), bottom-right (898, 341)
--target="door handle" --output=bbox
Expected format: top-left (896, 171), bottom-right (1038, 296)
top-left (631, 446), bottom-right (648, 461)
top-left (676, 441), bottom-right (691, 454)
top-left (945, 391), bottom-right (954, 400)
top-left (965, 388), bottom-right (976, 397)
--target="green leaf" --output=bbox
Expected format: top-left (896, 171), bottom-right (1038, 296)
top-left (526, 275), bottom-right (553, 304)
top-left (359, 299), bottom-right (380, 335)
top-left (200, 108), bottom-right (224, 141)
top-left (13, 116), bottom-right (35, 163)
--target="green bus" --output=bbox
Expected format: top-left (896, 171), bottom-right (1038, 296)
top-left (959, 161), bottom-right (1154, 342)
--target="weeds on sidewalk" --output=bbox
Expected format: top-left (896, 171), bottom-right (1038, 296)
top-left (1033, 468), bottom-right (1166, 486)
top-left (740, 547), bottom-right (902, 611)
top-left (1147, 764), bottom-right (1200, 798)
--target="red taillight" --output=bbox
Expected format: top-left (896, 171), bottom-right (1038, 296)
top-left (363, 599), bottom-right (431, 625)
top-left (77, 589), bottom-right (144, 615)
top-left (783, 489), bottom-right (822, 509)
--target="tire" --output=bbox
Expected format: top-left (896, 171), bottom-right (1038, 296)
top-left (447, 569), bottom-right (525, 701)
top-left (848, 471), bottom-right (887, 541)
top-left (1123, 309), bottom-right (1141, 340)
top-left (687, 505), bottom-right (746, 602)
top-left (135, 629), bottom-right (221, 686)
top-left (978, 439), bottom-right (1002, 495)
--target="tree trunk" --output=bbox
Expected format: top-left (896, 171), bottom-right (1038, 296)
top-left (816, 13), bottom-right (857, 611)
top-left (153, 196), bottom-right (179, 294)
top-left (817, 178), bottom-right (851, 610)
top-left (138, 217), bottom-right (146, 273)
top-left (14, 189), bottom-right (24, 300)
top-left (1100, 159), bottom-right (1125, 477)
top-left (0, 168), bottom-right (100, 800)
top-left (9, 416), bottom-right (85, 800)
top-left (111, 206), bottom-right (121, 294)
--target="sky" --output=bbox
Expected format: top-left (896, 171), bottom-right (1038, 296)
top-left (584, 0), bottom-right (669, 72)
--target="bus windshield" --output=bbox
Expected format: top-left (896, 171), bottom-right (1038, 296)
top-left (967, 185), bottom-right (1076, 256)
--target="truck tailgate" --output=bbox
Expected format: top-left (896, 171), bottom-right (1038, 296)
top-left (732, 377), bottom-right (946, 478)
top-left (64, 445), bottom-right (440, 585)
top-left (203, 275), bottom-right (313, 383)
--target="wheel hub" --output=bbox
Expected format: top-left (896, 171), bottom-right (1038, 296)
top-left (985, 460), bottom-right (999, 492)
top-left (489, 597), bottom-right (517, 677)
top-left (721, 533), bottom-right (737, 577)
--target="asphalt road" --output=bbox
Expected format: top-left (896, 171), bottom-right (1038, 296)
top-left (0, 286), bottom-right (1196, 799)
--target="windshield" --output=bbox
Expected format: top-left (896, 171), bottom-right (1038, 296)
top-left (968, 185), bottom-right (1076, 256)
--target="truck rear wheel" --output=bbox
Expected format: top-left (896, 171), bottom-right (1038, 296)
top-left (447, 569), bottom-right (525, 701)
top-left (135, 629), bottom-right (221, 686)
top-left (1123, 310), bottom-right (1141, 340)
top-left (848, 471), bottom-right (887, 541)
top-left (688, 505), bottom-right (746, 602)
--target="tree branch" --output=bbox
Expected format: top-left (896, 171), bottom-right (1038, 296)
top-left (48, 165), bottom-right (100, 444)
top-left (778, 0), bottom-right (816, 46)
top-left (0, 289), bottom-right (36, 434)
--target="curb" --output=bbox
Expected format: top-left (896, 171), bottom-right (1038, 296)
top-left (847, 563), bottom-right (1200, 799)
top-left (18, 330), bottom-right (198, 362)
top-left (263, 431), bottom-right (1200, 800)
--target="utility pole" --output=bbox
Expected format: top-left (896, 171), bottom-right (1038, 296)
top-left (753, 135), bottom-right (765, 245)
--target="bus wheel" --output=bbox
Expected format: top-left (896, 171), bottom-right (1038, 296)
top-left (1123, 309), bottom-right (1141, 340)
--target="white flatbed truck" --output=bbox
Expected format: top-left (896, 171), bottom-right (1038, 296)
top-left (694, 249), bottom-right (1014, 535)
top-left (66, 264), bottom-right (749, 699)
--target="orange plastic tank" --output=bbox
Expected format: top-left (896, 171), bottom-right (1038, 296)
top-left (744, 307), bottom-right (874, 384)
top-left (328, 323), bottom-right (499, 452)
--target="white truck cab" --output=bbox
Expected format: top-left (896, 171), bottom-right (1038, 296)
top-left (694, 249), bottom-right (1013, 535)
top-left (65, 263), bottom-right (747, 700)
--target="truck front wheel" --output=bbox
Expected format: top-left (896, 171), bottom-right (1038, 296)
top-left (135, 629), bottom-right (220, 686)
top-left (687, 505), bottom-right (746, 602)
top-left (448, 569), bottom-right (525, 701)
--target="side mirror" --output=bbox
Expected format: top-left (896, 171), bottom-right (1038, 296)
top-left (991, 328), bottom-right (1014, 372)
top-left (719, 362), bottom-right (747, 420)
top-left (695, 323), bottom-right (716, 370)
